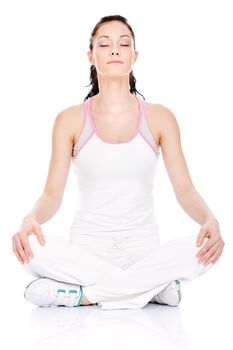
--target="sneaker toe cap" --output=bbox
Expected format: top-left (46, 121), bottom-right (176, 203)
top-left (24, 279), bottom-right (54, 306)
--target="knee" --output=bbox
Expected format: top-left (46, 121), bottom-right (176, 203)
top-left (28, 233), bottom-right (40, 249)
top-left (192, 232), bottom-right (209, 254)
top-left (23, 233), bottom-right (65, 276)
top-left (28, 233), bottom-right (47, 259)
top-left (22, 233), bottom-right (49, 276)
top-left (191, 232), bottom-right (215, 273)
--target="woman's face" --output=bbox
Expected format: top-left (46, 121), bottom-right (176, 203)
top-left (87, 20), bottom-right (138, 77)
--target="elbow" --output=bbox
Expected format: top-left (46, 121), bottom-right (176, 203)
top-left (42, 191), bottom-right (63, 208)
top-left (175, 185), bottom-right (196, 200)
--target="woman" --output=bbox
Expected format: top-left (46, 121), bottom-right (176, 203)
top-left (12, 15), bottom-right (225, 310)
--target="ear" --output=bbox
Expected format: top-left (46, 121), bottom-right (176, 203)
top-left (87, 51), bottom-right (94, 65)
top-left (133, 50), bottom-right (138, 64)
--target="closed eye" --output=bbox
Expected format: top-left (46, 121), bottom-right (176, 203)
top-left (99, 44), bottom-right (130, 47)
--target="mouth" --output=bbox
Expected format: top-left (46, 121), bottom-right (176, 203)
top-left (107, 60), bottom-right (124, 64)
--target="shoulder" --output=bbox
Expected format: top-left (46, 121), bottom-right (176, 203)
top-left (55, 103), bottom-right (83, 124)
top-left (144, 101), bottom-right (180, 145)
top-left (54, 102), bottom-right (85, 144)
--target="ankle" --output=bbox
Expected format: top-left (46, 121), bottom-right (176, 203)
top-left (80, 293), bottom-right (92, 305)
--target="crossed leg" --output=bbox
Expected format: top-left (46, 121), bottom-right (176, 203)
top-left (82, 232), bottom-right (214, 309)
top-left (23, 232), bottom-right (214, 309)
top-left (23, 233), bottom-right (125, 305)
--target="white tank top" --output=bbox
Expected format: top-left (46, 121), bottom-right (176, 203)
top-left (69, 94), bottom-right (161, 240)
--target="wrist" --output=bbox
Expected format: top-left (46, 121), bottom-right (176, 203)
top-left (22, 214), bottom-right (36, 223)
top-left (204, 216), bottom-right (219, 226)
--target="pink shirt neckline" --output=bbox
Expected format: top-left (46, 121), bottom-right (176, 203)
top-left (87, 95), bottom-right (143, 145)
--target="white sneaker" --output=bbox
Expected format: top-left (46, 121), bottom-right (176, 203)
top-left (24, 277), bottom-right (83, 307)
top-left (151, 280), bottom-right (181, 306)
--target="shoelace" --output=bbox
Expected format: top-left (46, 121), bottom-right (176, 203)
top-left (55, 286), bottom-right (83, 307)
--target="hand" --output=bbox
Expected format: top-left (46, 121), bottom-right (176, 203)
top-left (11, 216), bottom-right (45, 265)
top-left (196, 219), bottom-right (225, 265)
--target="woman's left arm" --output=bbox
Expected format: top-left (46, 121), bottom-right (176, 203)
top-left (175, 187), bottom-right (225, 265)
top-left (152, 104), bottom-right (225, 265)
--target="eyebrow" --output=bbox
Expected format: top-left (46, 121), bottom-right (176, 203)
top-left (97, 35), bottom-right (131, 40)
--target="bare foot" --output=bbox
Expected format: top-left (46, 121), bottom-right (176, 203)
top-left (80, 292), bottom-right (92, 305)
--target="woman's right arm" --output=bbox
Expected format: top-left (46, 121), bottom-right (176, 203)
top-left (12, 105), bottom-right (82, 264)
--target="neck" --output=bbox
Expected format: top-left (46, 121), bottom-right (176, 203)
top-left (92, 76), bottom-right (136, 113)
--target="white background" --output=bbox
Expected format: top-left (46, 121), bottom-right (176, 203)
top-left (0, 1), bottom-right (232, 349)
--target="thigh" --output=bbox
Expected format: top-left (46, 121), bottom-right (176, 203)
top-left (23, 233), bottom-right (124, 286)
top-left (126, 232), bottom-right (213, 280)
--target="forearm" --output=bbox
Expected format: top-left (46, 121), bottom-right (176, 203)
top-left (22, 192), bottom-right (61, 225)
top-left (176, 187), bottom-right (218, 226)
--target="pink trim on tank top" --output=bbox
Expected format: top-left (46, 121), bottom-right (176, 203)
top-left (72, 106), bottom-right (95, 158)
top-left (72, 95), bottom-right (160, 159)
top-left (138, 100), bottom-right (160, 157)
top-left (87, 95), bottom-right (142, 145)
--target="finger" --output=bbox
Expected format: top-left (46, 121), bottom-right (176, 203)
top-left (15, 235), bottom-right (29, 263)
top-left (203, 246), bottom-right (223, 265)
top-left (198, 241), bottom-right (220, 263)
top-left (196, 240), bottom-right (210, 258)
top-left (212, 247), bottom-right (224, 264)
top-left (35, 227), bottom-right (45, 245)
top-left (12, 239), bottom-right (24, 264)
top-left (21, 236), bottom-right (34, 259)
top-left (201, 242), bottom-right (222, 264)
top-left (197, 240), bottom-right (220, 260)
top-left (196, 238), bottom-right (218, 259)
top-left (196, 227), bottom-right (208, 247)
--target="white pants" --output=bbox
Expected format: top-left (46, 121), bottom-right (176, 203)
top-left (23, 232), bottom-right (214, 310)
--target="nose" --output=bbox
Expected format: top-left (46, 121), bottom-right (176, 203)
top-left (110, 46), bottom-right (120, 56)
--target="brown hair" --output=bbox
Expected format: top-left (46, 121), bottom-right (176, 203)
top-left (84, 15), bottom-right (145, 101)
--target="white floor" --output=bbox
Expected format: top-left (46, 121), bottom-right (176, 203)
top-left (1, 235), bottom-right (232, 350)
